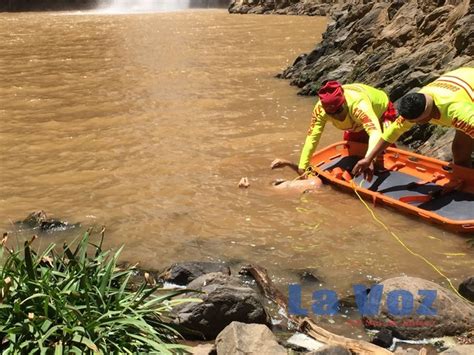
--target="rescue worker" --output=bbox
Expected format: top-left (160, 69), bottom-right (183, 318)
top-left (271, 81), bottom-right (398, 176)
top-left (352, 66), bottom-right (474, 177)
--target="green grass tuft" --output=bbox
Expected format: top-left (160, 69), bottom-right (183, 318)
top-left (0, 230), bottom-right (194, 354)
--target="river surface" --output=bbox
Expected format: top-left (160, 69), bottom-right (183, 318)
top-left (0, 9), bottom-right (472, 336)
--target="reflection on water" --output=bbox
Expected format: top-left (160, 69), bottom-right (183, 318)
top-left (98, 0), bottom-right (230, 13)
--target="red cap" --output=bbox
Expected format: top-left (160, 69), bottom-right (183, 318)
top-left (318, 81), bottom-right (345, 113)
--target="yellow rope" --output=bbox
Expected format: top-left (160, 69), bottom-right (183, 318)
top-left (348, 179), bottom-right (473, 305)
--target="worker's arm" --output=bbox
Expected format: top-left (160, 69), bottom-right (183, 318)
top-left (352, 138), bottom-right (391, 178)
top-left (381, 117), bottom-right (414, 146)
top-left (346, 100), bottom-right (384, 180)
top-left (297, 102), bottom-right (327, 172)
top-left (352, 117), bottom-right (413, 178)
top-left (350, 99), bottom-right (383, 157)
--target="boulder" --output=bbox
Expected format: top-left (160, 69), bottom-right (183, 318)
top-left (215, 321), bottom-right (286, 355)
top-left (458, 277), bottom-right (474, 302)
top-left (159, 261), bottom-right (231, 285)
top-left (362, 276), bottom-right (474, 339)
top-left (174, 273), bottom-right (270, 339)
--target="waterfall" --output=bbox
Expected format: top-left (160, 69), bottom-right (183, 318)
top-left (97, 0), bottom-right (229, 13)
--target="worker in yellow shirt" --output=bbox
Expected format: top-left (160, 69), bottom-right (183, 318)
top-left (271, 81), bottom-right (398, 176)
top-left (352, 67), bottom-right (474, 177)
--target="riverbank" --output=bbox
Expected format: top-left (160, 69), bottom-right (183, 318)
top-left (158, 261), bottom-right (474, 354)
top-left (2, 222), bottom-right (473, 353)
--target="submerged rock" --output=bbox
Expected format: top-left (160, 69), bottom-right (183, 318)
top-left (215, 321), bottom-right (286, 355)
top-left (173, 272), bottom-right (270, 340)
top-left (159, 261), bottom-right (231, 286)
top-left (15, 210), bottom-right (80, 233)
top-left (362, 276), bottom-right (474, 340)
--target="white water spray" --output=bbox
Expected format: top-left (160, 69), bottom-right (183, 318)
top-left (98, 0), bottom-right (228, 13)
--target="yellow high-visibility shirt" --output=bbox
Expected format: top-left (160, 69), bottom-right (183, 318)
top-left (382, 67), bottom-right (474, 144)
top-left (298, 84), bottom-right (390, 170)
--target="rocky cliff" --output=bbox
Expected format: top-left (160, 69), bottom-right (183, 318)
top-left (231, 0), bottom-right (474, 159)
top-left (229, 0), bottom-right (333, 15)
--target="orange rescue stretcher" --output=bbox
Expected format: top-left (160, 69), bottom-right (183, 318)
top-left (309, 141), bottom-right (474, 233)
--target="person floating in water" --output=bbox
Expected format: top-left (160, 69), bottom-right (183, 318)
top-left (272, 80), bottom-right (398, 183)
top-left (352, 67), bottom-right (474, 178)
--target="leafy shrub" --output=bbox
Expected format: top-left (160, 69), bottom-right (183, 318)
top-left (0, 230), bottom-right (194, 354)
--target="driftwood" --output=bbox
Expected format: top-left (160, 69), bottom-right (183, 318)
top-left (240, 264), bottom-right (392, 355)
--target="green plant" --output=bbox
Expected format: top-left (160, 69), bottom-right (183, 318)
top-left (0, 230), bottom-right (196, 354)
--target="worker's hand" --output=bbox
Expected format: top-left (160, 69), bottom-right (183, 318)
top-left (352, 158), bottom-right (374, 182)
top-left (364, 161), bottom-right (375, 182)
top-left (270, 158), bottom-right (290, 170)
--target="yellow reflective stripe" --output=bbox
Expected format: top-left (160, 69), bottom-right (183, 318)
top-left (435, 76), bottom-right (474, 101)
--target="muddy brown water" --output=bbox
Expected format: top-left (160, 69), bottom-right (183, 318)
top-left (0, 9), bottom-right (472, 337)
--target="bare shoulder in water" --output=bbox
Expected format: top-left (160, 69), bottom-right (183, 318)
top-left (272, 177), bottom-right (324, 194)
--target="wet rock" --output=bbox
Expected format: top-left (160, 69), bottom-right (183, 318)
top-left (371, 328), bottom-right (393, 348)
top-left (159, 261), bottom-right (231, 286)
top-left (441, 345), bottom-right (474, 355)
top-left (215, 321), bottom-right (286, 355)
top-left (458, 277), bottom-right (474, 302)
top-left (15, 210), bottom-right (79, 232)
top-left (288, 268), bottom-right (322, 284)
top-left (306, 345), bottom-right (351, 355)
top-left (20, 210), bottom-right (48, 228)
top-left (299, 270), bottom-right (322, 284)
top-left (173, 273), bottom-right (270, 340)
top-left (362, 276), bottom-right (474, 339)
